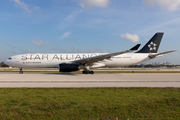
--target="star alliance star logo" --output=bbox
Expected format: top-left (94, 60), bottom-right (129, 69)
top-left (148, 42), bottom-right (156, 51)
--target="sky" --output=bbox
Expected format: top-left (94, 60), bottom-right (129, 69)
top-left (0, 0), bottom-right (180, 64)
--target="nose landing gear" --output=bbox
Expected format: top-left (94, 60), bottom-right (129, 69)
top-left (19, 68), bottom-right (23, 74)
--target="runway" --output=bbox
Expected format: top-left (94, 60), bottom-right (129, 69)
top-left (0, 73), bottom-right (180, 88)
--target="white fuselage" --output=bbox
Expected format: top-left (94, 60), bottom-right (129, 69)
top-left (4, 53), bottom-right (159, 68)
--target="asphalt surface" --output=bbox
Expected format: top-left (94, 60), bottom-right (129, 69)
top-left (0, 73), bottom-right (180, 88)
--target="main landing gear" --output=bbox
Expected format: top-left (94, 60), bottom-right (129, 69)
top-left (82, 65), bottom-right (94, 74)
top-left (19, 68), bottom-right (23, 74)
top-left (82, 70), bottom-right (94, 74)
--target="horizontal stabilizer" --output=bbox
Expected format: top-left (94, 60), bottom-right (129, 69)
top-left (148, 50), bottom-right (176, 59)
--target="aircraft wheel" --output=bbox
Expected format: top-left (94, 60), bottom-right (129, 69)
top-left (89, 71), bottom-right (94, 74)
top-left (19, 71), bottom-right (23, 74)
top-left (82, 70), bottom-right (93, 74)
top-left (82, 70), bottom-right (88, 74)
top-left (19, 68), bottom-right (23, 74)
top-left (85, 71), bottom-right (89, 74)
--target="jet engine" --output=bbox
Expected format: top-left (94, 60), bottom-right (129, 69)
top-left (59, 63), bottom-right (80, 72)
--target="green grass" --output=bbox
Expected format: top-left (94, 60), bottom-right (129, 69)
top-left (0, 88), bottom-right (179, 119)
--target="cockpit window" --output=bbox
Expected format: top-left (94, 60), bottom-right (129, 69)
top-left (8, 58), bottom-right (12, 60)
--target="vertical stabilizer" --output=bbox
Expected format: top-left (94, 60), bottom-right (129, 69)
top-left (136, 33), bottom-right (164, 53)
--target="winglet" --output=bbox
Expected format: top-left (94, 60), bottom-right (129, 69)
top-left (130, 44), bottom-right (141, 51)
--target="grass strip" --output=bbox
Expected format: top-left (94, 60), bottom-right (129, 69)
top-left (0, 88), bottom-right (179, 119)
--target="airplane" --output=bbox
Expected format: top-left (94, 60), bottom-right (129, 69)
top-left (4, 32), bottom-right (176, 74)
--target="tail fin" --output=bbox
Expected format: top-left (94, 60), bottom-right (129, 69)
top-left (136, 32), bottom-right (164, 53)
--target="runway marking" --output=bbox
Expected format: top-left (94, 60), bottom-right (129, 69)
top-left (0, 81), bottom-right (179, 83)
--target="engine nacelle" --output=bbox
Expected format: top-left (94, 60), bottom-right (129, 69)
top-left (59, 63), bottom-right (80, 72)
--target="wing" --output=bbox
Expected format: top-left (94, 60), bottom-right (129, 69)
top-left (74, 44), bottom-right (141, 65)
top-left (148, 50), bottom-right (176, 59)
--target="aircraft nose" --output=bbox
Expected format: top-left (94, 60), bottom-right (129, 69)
top-left (4, 59), bottom-right (8, 65)
top-left (4, 58), bottom-right (12, 66)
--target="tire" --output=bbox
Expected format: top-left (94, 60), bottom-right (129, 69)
top-left (85, 71), bottom-right (89, 74)
top-left (89, 71), bottom-right (94, 74)
top-left (19, 71), bottom-right (23, 74)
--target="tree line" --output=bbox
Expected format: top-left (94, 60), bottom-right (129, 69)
top-left (127, 64), bottom-right (178, 68)
top-left (0, 62), bottom-right (9, 67)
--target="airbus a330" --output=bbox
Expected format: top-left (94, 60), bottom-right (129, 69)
top-left (4, 33), bottom-right (175, 74)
